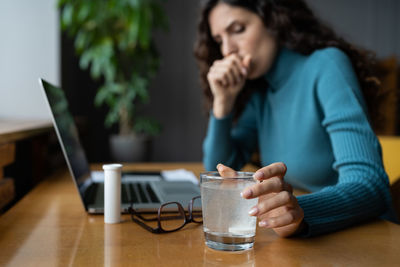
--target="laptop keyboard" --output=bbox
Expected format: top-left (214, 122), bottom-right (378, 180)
top-left (128, 183), bottom-right (160, 203)
top-left (85, 182), bottom-right (160, 205)
top-left (84, 183), bottom-right (98, 205)
top-left (145, 184), bottom-right (160, 203)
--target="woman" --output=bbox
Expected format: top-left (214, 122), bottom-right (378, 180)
top-left (194, 0), bottom-right (396, 237)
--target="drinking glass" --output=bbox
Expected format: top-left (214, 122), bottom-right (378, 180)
top-left (200, 171), bottom-right (258, 251)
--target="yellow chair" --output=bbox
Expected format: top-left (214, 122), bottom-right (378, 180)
top-left (378, 135), bottom-right (400, 222)
top-left (378, 136), bottom-right (400, 185)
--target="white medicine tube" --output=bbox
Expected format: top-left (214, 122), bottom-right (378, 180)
top-left (103, 164), bottom-right (123, 224)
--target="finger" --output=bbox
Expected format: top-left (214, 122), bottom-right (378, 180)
top-left (208, 61), bottom-right (229, 85)
top-left (216, 163), bottom-right (237, 178)
top-left (241, 177), bottom-right (291, 199)
top-left (208, 70), bottom-right (229, 87)
top-left (225, 67), bottom-right (236, 86)
top-left (258, 209), bottom-right (303, 229)
top-left (253, 162), bottom-right (287, 181)
top-left (224, 53), bottom-right (242, 66)
top-left (213, 63), bottom-right (240, 86)
top-left (224, 55), bottom-right (247, 79)
top-left (242, 54), bottom-right (251, 69)
top-left (248, 191), bottom-right (294, 216)
top-left (230, 62), bottom-right (245, 84)
top-left (217, 55), bottom-right (245, 84)
top-left (227, 64), bottom-right (242, 85)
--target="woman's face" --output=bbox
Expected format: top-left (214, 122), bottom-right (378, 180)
top-left (208, 3), bottom-right (278, 79)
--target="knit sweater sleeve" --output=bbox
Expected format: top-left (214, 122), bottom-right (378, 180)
top-left (202, 96), bottom-right (259, 171)
top-left (297, 48), bottom-right (392, 236)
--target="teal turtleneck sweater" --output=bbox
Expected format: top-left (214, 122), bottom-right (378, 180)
top-left (203, 47), bottom-right (394, 236)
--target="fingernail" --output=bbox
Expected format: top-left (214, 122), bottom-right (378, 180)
top-left (259, 221), bottom-right (269, 227)
top-left (248, 207), bottom-right (258, 216)
top-left (241, 189), bottom-right (252, 198)
top-left (241, 67), bottom-right (247, 75)
top-left (216, 163), bottom-right (222, 170)
top-left (254, 172), bottom-right (263, 180)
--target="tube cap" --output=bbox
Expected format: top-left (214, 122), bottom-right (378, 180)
top-left (102, 164), bottom-right (123, 171)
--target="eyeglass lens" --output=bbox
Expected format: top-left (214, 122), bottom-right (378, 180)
top-left (159, 203), bottom-right (186, 231)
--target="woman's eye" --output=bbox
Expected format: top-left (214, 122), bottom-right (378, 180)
top-left (233, 25), bottom-right (245, 33)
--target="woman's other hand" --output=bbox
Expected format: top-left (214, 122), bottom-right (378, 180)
top-left (207, 54), bottom-right (251, 118)
top-left (243, 162), bottom-right (304, 237)
top-left (217, 163), bottom-right (305, 237)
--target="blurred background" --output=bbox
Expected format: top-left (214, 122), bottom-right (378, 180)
top-left (1, 0), bottom-right (399, 165)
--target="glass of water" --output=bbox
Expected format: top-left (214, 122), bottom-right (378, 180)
top-left (200, 171), bottom-right (258, 251)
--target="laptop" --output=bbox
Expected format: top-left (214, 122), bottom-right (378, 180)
top-left (38, 78), bottom-right (201, 214)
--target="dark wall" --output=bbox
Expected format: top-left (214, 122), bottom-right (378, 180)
top-left (61, 33), bottom-right (115, 162)
top-left (61, 0), bottom-right (400, 163)
top-left (306, 0), bottom-right (400, 58)
top-left (144, 0), bottom-right (207, 162)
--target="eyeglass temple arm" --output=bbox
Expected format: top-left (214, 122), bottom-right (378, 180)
top-left (129, 207), bottom-right (161, 234)
top-left (131, 216), bottom-right (160, 233)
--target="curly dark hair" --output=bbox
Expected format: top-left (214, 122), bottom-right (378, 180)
top-left (194, 0), bottom-right (384, 130)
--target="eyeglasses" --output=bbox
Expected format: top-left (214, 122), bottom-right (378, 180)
top-left (128, 196), bottom-right (203, 234)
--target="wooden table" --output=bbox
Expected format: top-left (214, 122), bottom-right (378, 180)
top-left (0, 163), bottom-right (399, 266)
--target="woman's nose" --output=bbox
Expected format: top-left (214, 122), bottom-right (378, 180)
top-left (221, 38), bottom-right (238, 57)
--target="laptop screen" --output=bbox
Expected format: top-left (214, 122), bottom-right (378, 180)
top-left (39, 79), bottom-right (91, 191)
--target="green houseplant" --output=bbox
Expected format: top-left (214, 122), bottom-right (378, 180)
top-left (59, 0), bottom-right (167, 161)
